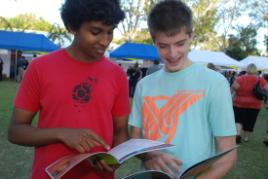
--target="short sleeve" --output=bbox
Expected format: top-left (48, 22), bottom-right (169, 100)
top-left (207, 77), bottom-right (237, 136)
top-left (111, 69), bottom-right (130, 117)
top-left (14, 61), bottom-right (41, 112)
top-left (128, 81), bottom-right (143, 128)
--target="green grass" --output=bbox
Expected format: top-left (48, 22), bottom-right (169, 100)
top-left (0, 80), bottom-right (267, 179)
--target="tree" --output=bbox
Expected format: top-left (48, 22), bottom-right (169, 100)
top-left (189, 0), bottom-right (219, 49)
top-left (0, 16), bottom-right (13, 30)
top-left (48, 23), bottom-right (72, 47)
top-left (118, 0), bottom-right (145, 42)
top-left (239, 0), bottom-right (268, 52)
top-left (118, 0), bottom-right (220, 47)
top-left (0, 14), bottom-right (51, 32)
top-left (226, 26), bottom-right (259, 60)
top-left (0, 14), bottom-right (71, 47)
top-left (214, 0), bottom-right (242, 50)
top-left (131, 28), bottom-right (153, 44)
top-left (143, 0), bottom-right (161, 15)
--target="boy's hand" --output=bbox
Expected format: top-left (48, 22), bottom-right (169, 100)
top-left (57, 128), bottom-right (110, 153)
top-left (143, 151), bottom-right (181, 179)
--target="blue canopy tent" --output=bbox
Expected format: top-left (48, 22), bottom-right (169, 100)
top-left (109, 42), bottom-right (161, 61)
top-left (0, 30), bottom-right (59, 52)
top-left (0, 30), bottom-right (59, 79)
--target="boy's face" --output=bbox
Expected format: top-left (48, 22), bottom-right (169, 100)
top-left (154, 28), bottom-right (193, 72)
top-left (72, 21), bottom-right (115, 61)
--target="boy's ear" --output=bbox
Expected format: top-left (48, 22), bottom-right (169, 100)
top-left (190, 33), bottom-right (196, 41)
top-left (67, 26), bottom-right (76, 35)
top-left (188, 32), bottom-right (195, 43)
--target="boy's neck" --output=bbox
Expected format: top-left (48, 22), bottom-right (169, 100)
top-left (65, 45), bottom-right (101, 63)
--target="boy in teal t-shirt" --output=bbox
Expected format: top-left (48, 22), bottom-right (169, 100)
top-left (129, 0), bottom-right (237, 178)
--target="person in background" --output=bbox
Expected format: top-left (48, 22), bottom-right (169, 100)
top-left (16, 51), bottom-right (29, 82)
top-left (207, 62), bottom-right (218, 71)
top-left (129, 0), bottom-right (237, 178)
top-left (232, 63), bottom-right (268, 144)
top-left (16, 51), bottom-right (23, 82)
top-left (140, 66), bottom-right (148, 78)
top-left (229, 71), bottom-right (237, 86)
top-left (146, 59), bottom-right (162, 75)
top-left (0, 56), bottom-right (3, 81)
top-left (8, 0), bottom-right (130, 179)
top-left (127, 62), bottom-right (142, 97)
top-left (238, 70), bottom-right (246, 76)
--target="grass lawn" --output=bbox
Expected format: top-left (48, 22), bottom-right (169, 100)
top-left (0, 80), bottom-right (267, 179)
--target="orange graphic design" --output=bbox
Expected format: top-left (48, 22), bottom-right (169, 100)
top-left (142, 90), bottom-right (204, 143)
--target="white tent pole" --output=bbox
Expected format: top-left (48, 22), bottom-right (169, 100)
top-left (14, 50), bottom-right (17, 81)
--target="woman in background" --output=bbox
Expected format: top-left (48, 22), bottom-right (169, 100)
top-left (232, 63), bottom-right (268, 143)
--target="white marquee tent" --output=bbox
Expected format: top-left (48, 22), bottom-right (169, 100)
top-left (240, 56), bottom-right (268, 70)
top-left (188, 50), bottom-right (242, 67)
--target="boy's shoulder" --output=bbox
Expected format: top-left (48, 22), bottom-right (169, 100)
top-left (31, 49), bottom-right (64, 65)
top-left (140, 68), bottom-right (162, 82)
top-left (194, 64), bottom-right (226, 81)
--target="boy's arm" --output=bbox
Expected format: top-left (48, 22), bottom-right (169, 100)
top-left (196, 136), bottom-right (237, 179)
top-left (8, 107), bottom-right (110, 153)
top-left (112, 116), bottom-right (129, 147)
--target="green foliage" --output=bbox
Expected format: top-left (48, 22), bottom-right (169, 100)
top-left (119, 0), bottom-right (146, 41)
top-left (239, 0), bottom-right (268, 25)
top-left (0, 14), bottom-right (71, 47)
top-left (238, 0), bottom-right (268, 51)
top-left (143, 0), bottom-right (161, 15)
top-left (119, 0), bottom-right (221, 47)
top-left (0, 14), bottom-right (52, 32)
top-left (48, 23), bottom-right (72, 47)
top-left (226, 26), bottom-right (259, 60)
top-left (130, 29), bottom-right (153, 44)
top-left (190, 0), bottom-right (218, 47)
top-left (214, 0), bottom-right (243, 50)
top-left (0, 16), bottom-right (13, 30)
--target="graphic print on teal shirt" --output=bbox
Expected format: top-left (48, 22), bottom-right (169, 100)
top-left (141, 90), bottom-right (204, 143)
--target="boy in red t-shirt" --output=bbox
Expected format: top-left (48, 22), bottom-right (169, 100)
top-left (8, 1), bottom-right (130, 179)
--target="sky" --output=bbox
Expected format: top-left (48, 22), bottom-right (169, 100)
top-left (0, 0), bottom-right (64, 26)
top-left (0, 0), bottom-right (267, 52)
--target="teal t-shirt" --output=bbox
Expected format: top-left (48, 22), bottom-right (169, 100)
top-left (129, 63), bottom-right (236, 172)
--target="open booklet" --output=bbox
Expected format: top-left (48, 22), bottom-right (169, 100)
top-left (45, 138), bottom-right (174, 179)
top-left (122, 145), bottom-right (238, 179)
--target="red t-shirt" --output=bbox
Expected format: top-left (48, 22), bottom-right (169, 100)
top-left (233, 74), bottom-right (266, 109)
top-left (14, 49), bottom-right (130, 179)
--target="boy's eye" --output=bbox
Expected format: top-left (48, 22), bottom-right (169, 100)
top-left (176, 40), bottom-right (186, 46)
top-left (158, 45), bottom-right (167, 49)
top-left (108, 30), bottom-right (114, 35)
top-left (91, 30), bottom-right (101, 35)
top-left (176, 42), bottom-right (185, 46)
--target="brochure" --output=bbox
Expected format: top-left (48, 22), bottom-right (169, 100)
top-left (122, 146), bottom-right (238, 179)
top-left (45, 138), bottom-right (174, 179)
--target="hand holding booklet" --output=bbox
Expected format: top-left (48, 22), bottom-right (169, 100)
top-left (122, 145), bottom-right (238, 179)
top-left (45, 138), bottom-right (174, 179)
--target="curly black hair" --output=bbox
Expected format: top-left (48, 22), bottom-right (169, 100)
top-left (61, 0), bottom-right (125, 31)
